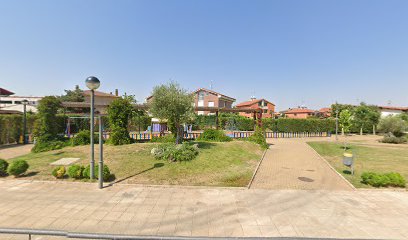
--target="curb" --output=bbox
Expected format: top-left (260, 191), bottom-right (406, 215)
top-left (247, 147), bottom-right (268, 189)
top-left (306, 143), bottom-right (356, 191)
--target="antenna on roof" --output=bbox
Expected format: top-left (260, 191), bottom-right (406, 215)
top-left (250, 90), bottom-right (256, 101)
top-left (210, 80), bottom-right (213, 90)
top-left (387, 100), bottom-right (392, 106)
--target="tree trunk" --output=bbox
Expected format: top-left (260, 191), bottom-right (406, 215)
top-left (175, 125), bottom-right (183, 144)
top-left (360, 127), bottom-right (363, 136)
top-left (373, 125), bottom-right (376, 135)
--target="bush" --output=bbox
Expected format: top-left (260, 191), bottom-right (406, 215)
top-left (83, 164), bottom-right (111, 181)
top-left (151, 142), bottom-right (199, 162)
top-left (67, 164), bottom-right (84, 179)
top-left (0, 159), bottom-right (9, 176)
top-left (378, 116), bottom-right (407, 137)
top-left (7, 160), bottom-right (29, 177)
top-left (71, 130), bottom-right (99, 146)
top-left (151, 134), bottom-right (176, 143)
top-left (380, 133), bottom-right (407, 144)
top-left (361, 172), bottom-right (406, 188)
top-left (197, 129), bottom-right (232, 142)
top-left (32, 138), bottom-right (67, 153)
top-left (263, 118), bottom-right (335, 133)
top-left (52, 166), bottom-right (66, 179)
top-left (248, 127), bottom-right (268, 149)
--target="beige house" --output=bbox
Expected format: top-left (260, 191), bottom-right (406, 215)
top-left (83, 90), bottom-right (119, 113)
top-left (193, 88), bottom-right (236, 115)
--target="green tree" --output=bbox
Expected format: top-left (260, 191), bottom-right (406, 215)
top-left (339, 109), bottom-right (352, 135)
top-left (34, 96), bottom-right (62, 140)
top-left (149, 82), bottom-right (194, 144)
top-left (107, 97), bottom-right (133, 145)
top-left (60, 85), bottom-right (84, 102)
top-left (330, 103), bottom-right (354, 118)
top-left (352, 103), bottom-right (380, 135)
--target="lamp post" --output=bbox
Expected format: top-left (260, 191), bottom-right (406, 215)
top-left (22, 99), bottom-right (29, 144)
top-left (335, 109), bottom-right (339, 141)
top-left (85, 76), bottom-right (100, 180)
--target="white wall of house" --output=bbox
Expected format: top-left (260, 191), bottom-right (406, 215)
top-left (380, 109), bottom-right (404, 117)
top-left (0, 96), bottom-right (42, 113)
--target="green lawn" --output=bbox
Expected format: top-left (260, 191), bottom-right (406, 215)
top-left (308, 141), bottom-right (408, 188)
top-left (5, 141), bottom-right (262, 187)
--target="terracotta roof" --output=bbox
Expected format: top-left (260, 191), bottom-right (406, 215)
top-left (83, 90), bottom-right (118, 98)
top-left (285, 108), bottom-right (316, 114)
top-left (0, 88), bottom-right (14, 96)
top-left (236, 98), bottom-right (275, 107)
top-left (194, 88), bottom-right (236, 102)
top-left (378, 106), bottom-right (408, 111)
top-left (319, 108), bottom-right (331, 113)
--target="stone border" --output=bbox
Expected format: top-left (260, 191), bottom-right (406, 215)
top-left (306, 143), bottom-right (356, 190)
top-left (247, 147), bottom-right (268, 189)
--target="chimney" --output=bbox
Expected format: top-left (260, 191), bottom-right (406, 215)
top-left (115, 89), bottom-right (119, 96)
top-left (250, 96), bottom-right (256, 101)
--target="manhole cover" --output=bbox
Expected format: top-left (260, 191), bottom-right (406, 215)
top-left (298, 177), bottom-right (314, 182)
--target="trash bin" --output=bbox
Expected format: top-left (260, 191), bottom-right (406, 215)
top-left (343, 152), bottom-right (354, 175)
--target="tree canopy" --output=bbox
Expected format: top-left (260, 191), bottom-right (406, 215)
top-left (60, 85), bottom-right (84, 102)
top-left (149, 82), bottom-right (194, 144)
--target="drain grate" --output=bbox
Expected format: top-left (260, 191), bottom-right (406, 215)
top-left (298, 176), bottom-right (314, 182)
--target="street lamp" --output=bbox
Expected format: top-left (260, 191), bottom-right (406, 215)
top-left (22, 99), bottom-right (29, 144)
top-left (335, 109), bottom-right (339, 141)
top-left (85, 76), bottom-right (100, 180)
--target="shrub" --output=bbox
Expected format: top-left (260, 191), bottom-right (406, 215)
top-left (52, 166), bottom-right (66, 179)
top-left (377, 116), bottom-right (407, 137)
top-left (380, 133), bottom-right (407, 144)
top-left (32, 138), bottom-right (67, 153)
top-left (151, 142), bottom-right (199, 162)
top-left (7, 160), bottom-right (29, 177)
top-left (361, 172), bottom-right (406, 188)
top-left (67, 164), bottom-right (84, 179)
top-left (197, 129), bottom-right (232, 142)
top-left (71, 130), bottom-right (99, 146)
top-left (83, 164), bottom-right (111, 181)
top-left (0, 159), bottom-right (9, 176)
top-left (262, 118), bottom-right (335, 133)
top-left (248, 127), bottom-right (268, 149)
top-left (151, 134), bottom-right (176, 143)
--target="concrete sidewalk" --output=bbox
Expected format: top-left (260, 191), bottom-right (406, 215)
top-left (251, 138), bottom-right (353, 190)
top-left (0, 180), bottom-right (407, 239)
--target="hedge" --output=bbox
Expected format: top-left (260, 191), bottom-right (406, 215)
top-left (262, 118), bottom-right (335, 133)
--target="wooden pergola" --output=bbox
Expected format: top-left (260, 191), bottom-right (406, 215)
top-left (61, 102), bottom-right (263, 128)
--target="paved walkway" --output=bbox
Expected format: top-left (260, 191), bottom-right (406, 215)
top-left (251, 138), bottom-right (353, 190)
top-left (0, 180), bottom-right (408, 239)
top-left (0, 144), bottom-right (33, 160)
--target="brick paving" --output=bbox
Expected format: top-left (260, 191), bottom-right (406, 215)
top-left (251, 138), bottom-right (353, 190)
top-left (0, 180), bottom-right (408, 239)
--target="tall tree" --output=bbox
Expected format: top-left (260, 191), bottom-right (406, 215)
top-left (34, 96), bottom-right (62, 140)
top-left (352, 103), bottom-right (381, 135)
top-left (149, 82), bottom-right (194, 144)
top-left (60, 85), bottom-right (84, 102)
top-left (107, 97), bottom-right (134, 145)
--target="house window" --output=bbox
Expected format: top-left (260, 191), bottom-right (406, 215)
top-left (0, 100), bottom-right (12, 104)
top-left (198, 91), bottom-right (204, 101)
top-left (208, 101), bottom-right (214, 107)
top-left (263, 109), bottom-right (268, 113)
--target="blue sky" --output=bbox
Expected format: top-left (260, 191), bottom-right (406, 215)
top-left (1, 0), bottom-right (407, 111)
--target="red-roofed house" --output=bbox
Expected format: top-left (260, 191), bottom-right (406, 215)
top-left (378, 106), bottom-right (408, 117)
top-left (235, 98), bottom-right (275, 118)
top-left (0, 88), bottom-right (14, 96)
top-left (318, 108), bottom-right (331, 118)
top-left (283, 107), bottom-right (316, 119)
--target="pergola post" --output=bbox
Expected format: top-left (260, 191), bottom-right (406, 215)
top-left (215, 111), bottom-right (219, 130)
